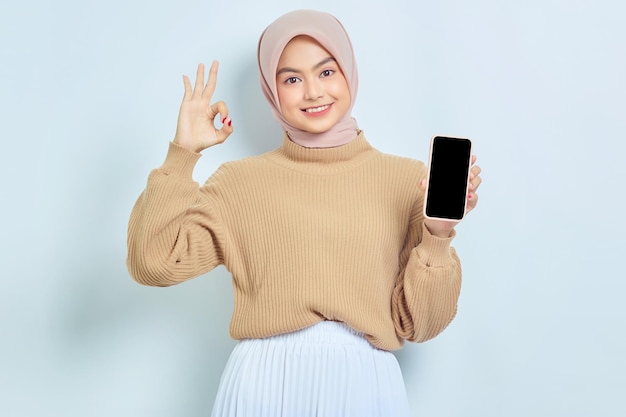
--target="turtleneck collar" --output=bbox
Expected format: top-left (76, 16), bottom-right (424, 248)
top-left (263, 130), bottom-right (378, 175)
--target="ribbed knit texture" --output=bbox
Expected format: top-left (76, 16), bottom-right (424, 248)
top-left (127, 131), bottom-right (462, 351)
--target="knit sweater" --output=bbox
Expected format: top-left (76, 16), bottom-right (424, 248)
top-left (127, 131), bottom-right (462, 351)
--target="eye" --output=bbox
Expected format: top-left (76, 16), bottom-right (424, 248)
top-left (284, 76), bottom-right (300, 85)
top-left (320, 69), bottom-right (335, 78)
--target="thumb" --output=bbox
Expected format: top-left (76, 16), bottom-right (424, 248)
top-left (418, 178), bottom-right (427, 193)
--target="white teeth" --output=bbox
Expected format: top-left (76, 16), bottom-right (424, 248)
top-left (305, 104), bottom-right (330, 113)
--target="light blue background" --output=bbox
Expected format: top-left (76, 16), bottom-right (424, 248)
top-left (1, 0), bottom-right (624, 416)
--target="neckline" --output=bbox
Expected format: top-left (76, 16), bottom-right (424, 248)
top-left (263, 130), bottom-right (378, 175)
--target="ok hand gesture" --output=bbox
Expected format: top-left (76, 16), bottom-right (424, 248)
top-left (173, 61), bottom-right (233, 153)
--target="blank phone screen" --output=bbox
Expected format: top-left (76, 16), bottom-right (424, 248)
top-left (425, 136), bottom-right (472, 220)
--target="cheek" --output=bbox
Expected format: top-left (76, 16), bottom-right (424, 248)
top-left (330, 78), bottom-right (351, 101)
top-left (276, 86), bottom-right (297, 113)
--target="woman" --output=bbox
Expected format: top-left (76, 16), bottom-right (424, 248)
top-left (127, 9), bottom-right (482, 417)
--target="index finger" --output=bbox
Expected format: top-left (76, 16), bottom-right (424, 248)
top-left (202, 60), bottom-right (219, 99)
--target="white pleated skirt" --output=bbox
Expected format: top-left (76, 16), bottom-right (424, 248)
top-left (210, 321), bottom-right (411, 417)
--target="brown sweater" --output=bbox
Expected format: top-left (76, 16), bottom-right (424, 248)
top-left (127, 131), bottom-right (462, 351)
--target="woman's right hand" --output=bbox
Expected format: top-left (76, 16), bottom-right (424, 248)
top-left (173, 61), bottom-right (233, 153)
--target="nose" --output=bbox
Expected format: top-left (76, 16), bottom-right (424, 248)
top-left (303, 79), bottom-right (323, 100)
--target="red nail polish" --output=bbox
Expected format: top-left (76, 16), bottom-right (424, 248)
top-left (221, 117), bottom-right (226, 124)
top-left (228, 120), bottom-right (232, 127)
top-left (468, 194), bottom-right (472, 199)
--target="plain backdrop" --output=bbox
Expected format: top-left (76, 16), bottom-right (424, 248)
top-left (1, 0), bottom-right (625, 416)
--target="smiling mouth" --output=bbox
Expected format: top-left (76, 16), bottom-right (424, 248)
top-left (303, 104), bottom-right (331, 113)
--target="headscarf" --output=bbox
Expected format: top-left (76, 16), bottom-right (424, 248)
top-left (257, 9), bottom-right (359, 148)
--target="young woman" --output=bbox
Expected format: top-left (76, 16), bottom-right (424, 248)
top-left (127, 9), bottom-right (481, 417)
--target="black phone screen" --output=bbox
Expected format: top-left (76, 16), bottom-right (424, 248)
top-left (425, 136), bottom-right (472, 220)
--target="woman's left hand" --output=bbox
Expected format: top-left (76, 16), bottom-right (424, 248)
top-left (419, 155), bottom-right (482, 238)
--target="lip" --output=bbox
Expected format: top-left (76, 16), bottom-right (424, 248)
top-left (301, 103), bottom-right (333, 117)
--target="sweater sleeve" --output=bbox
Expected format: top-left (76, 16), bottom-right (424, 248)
top-left (126, 142), bottom-right (227, 287)
top-left (391, 202), bottom-right (462, 343)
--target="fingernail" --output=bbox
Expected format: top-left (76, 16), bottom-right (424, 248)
top-left (468, 194), bottom-right (472, 199)
top-left (221, 117), bottom-right (226, 124)
top-left (228, 120), bottom-right (232, 127)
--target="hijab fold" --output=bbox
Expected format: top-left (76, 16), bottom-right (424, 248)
top-left (257, 10), bottom-right (359, 148)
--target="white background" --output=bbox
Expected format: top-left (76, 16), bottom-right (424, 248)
top-left (1, 0), bottom-right (625, 416)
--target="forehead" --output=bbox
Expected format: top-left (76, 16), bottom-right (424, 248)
top-left (278, 35), bottom-right (334, 65)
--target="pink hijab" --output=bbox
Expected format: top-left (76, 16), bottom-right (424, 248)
top-left (257, 10), bottom-right (359, 148)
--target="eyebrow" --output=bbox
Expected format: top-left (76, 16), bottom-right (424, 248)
top-left (276, 57), bottom-right (337, 76)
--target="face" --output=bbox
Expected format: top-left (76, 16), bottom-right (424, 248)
top-left (276, 36), bottom-right (351, 134)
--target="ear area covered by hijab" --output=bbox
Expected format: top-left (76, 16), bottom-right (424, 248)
top-left (257, 10), bottom-right (360, 148)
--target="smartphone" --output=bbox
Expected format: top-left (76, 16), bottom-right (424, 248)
top-left (423, 135), bottom-right (473, 221)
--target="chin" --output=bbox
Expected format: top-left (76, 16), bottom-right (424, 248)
top-left (297, 120), bottom-right (337, 134)
top-left (304, 126), bottom-right (332, 134)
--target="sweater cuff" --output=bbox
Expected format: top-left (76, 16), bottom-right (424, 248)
top-left (415, 222), bottom-right (456, 267)
top-left (159, 141), bottom-right (202, 178)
